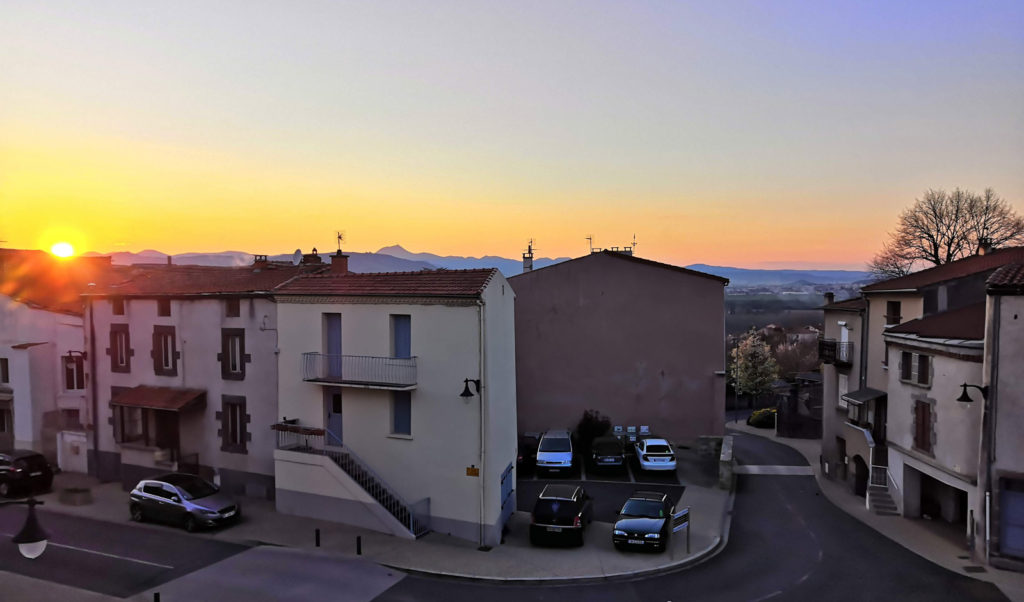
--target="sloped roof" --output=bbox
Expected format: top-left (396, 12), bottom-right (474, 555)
top-left (862, 247), bottom-right (1024, 293)
top-left (110, 385), bottom-right (206, 412)
top-left (823, 297), bottom-right (866, 312)
top-left (988, 263), bottom-right (1024, 295)
top-left (510, 250), bottom-right (730, 284)
top-left (276, 268), bottom-right (498, 298)
top-left (886, 302), bottom-right (986, 341)
top-left (0, 249), bottom-right (120, 315)
top-left (83, 263), bottom-right (321, 296)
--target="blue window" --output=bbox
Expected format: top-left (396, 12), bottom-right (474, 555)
top-left (391, 315), bottom-right (411, 358)
top-left (392, 391), bottom-right (411, 435)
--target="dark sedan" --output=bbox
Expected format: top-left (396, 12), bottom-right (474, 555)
top-left (529, 484), bottom-right (593, 546)
top-left (517, 434), bottom-right (539, 476)
top-left (589, 435), bottom-right (626, 471)
top-left (612, 490), bottom-right (686, 552)
top-left (129, 473), bottom-right (241, 532)
top-left (0, 449), bottom-right (54, 497)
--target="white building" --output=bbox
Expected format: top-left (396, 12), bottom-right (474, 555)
top-left (272, 262), bottom-right (517, 546)
top-left (0, 250), bottom-right (111, 470)
top-left (83, 256), bottom-right (322, 497)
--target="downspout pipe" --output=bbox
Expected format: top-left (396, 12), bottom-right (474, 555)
top-left (87, 298), bottom-right (100, 479)
top-left (476, 298), bottom-right (487, 548)
top-left (859, 301), bottom-right (869, 389)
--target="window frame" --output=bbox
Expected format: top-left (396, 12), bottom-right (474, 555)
top-left (63, 355), bottom-right (85, 390)
top-left (391, 390), bottom-right (412, 436)
top-left (217, 395), bottom-right (249, 453)
top-left (225, 298), bottom-right (241, 318)
top-left (109, 324), bottom-right (132, 373)
top-left (152, 325), bottom-right (178, 377)
top-left (218, 328), bottom-right (248, 381)
top-left (898, 350), bottom-right (932, 388)
top-left (913, 399), bottom-right (934, 455)
top-left (885, 300), bottom-right (902, 326)
top-left (111, 297), bottom-right (125, 316)
top-left (157, 298), bottom-right (171, 317)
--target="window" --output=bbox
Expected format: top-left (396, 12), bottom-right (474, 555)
top-left (111, 297), bottom-right (125, 315)
top-left (899, 351), bottom-right (931, 387)
top-left (109, 324), bottom-right (132, 373)
top-left (0, 408), bottom-right (10, 434)
top-left (391, 314), bottom-right (411, 358)
top-left (391, 391), bottom-right (411, 435)
top-left (218, 395), bottom-right (249, 453)
top-left (152, 326), bottom-right (178, 376)
top-left (225, 298), bottom-right (240, 318)
top-left (847, 401), bottom-right (866, 426)
top-left (113, 405), bottom-right (145, 444)
top-left (913, 399), bottom-right (933, 454)
top-left (885, 301), bottom-right (902, 326)
top-left (219, 329), bottom-right (248, 380)
top-left (0, 358), bottom-right (8, 383)
top-left (157, 299), bottom-right (171, 317)
top-left (837, 374), bottom-right (849, 410)
top-left (64, 355), bottom-right (85, 390)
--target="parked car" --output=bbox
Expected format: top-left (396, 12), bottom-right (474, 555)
top-left (529, 484), bottom-right (593, 546)
top-left (535, 429), bottom-right (575, 475)
top-left (0, 450), bottom-right (54, 497)
top-left (129, 473), bottom-right (241, 532)
top-left (634, 438), bottom-right (677, 471)
top-left (517, 434), bottom-right (540, 476)
top-left (613, 490), bottom-right (686, 552)
top-left (589, 435), bottom-right (626, 471)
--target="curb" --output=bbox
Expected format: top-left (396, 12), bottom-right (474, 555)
top-left (382, 485), bottom-right (737, 585)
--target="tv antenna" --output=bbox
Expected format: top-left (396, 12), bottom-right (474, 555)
top-left (336, 231), bottom-right (345, 253)
top-left (632, 234), bottom-right (637, 252)
top-left (586, 235), bottom-right (595, 254)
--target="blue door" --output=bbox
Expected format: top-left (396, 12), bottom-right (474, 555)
top-left (326, 389), bottom-right (343, 446)
top-left (1001, 485), bottom-right (1024, 559)
top-left (325, 313), bottom-right (342, 379)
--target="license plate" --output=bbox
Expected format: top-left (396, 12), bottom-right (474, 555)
top-left (548, 468), bottom-right (560, 472)
top-left (628, 539), bottom-right (643, 545)
top-left (30, 471), bottom-right (42, 476)
top-left (547, 527), bottom-right (562, 533)
top-left (223, 510), bottom-right (236, 518)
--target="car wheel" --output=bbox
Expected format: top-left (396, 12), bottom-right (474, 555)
top-left (0, 482), bottom-right (9, 497)
top-left (130, 503), bottom-right (144, 522)
top-left (184, 515), bottom-right (198, 533)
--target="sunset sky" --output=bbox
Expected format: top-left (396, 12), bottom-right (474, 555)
top-left (2, 1), bottom-right (1022, 269)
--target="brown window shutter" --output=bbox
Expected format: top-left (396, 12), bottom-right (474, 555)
top-left (152, 330), bottom-right (162, 373)
top-left (109, 329), bottom-right (118, 371)
top-left (220, 330), bottom-right (229, 379)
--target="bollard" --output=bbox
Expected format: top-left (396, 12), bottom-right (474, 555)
top-left (357, 535), bottom-right (362, 555)
top-left (315, 528), bottom-right (321, 547)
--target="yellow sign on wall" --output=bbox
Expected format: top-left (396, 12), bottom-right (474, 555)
top-left (466, 466), bottom-right (480, 477)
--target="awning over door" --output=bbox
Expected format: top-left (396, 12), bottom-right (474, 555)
top-left (842, 387), bottom-right (886, 406)
top-left (110, 385), bottom-right (206, 412)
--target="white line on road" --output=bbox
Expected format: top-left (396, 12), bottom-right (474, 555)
top-left (0, 532), bottom-right (174, 569)
top-left (734, 465), bottom-right (814, 476)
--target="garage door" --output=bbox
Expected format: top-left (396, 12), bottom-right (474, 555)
top-left (1000, 480), bottom-right (1024, 560)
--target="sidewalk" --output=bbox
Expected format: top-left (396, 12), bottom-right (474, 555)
top-left (29, 467), bottom-right (734, 584)
top-left (727, 420), bottom-right (1024, 602)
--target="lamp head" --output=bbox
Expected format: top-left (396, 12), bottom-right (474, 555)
top-left (12, 500), bottom-right (49, 559)
top-left (460, 379), bottom-right (475, 398)
top-left (956, 385), bottom-right (974, 403)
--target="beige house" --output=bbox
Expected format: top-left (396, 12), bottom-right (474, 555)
top-left (272, 262), bottom-right (516, 546)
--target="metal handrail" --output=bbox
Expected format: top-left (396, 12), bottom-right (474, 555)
top-left (302, 353), bottom-right (417, 387)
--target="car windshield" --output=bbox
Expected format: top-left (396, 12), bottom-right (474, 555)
top-left (166, 477), bottom-right (218, 500)
top-left (593, 440), bottom-right (621, 454)
top-left (620, 499), bottom-right (665, 518)
top-left (539, 437), bottom-right (571, 452)
top-left (646, 444), bottom-right (672, 454)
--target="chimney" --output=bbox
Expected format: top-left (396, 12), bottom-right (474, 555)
top-left (253, 254), bottom-right (268, 266)
top-left (522, 240), bottom-right (534, 273)
top-left (302, 247), bottom-right (323, 264)
top-left (331, 250), bottom-right (349, 274)
top-left (166, 255), bottom-right (172, 266)
top-left (978, 237), bottom-right (994, 256)
top-left (824, 292), bottom-right (835, 305)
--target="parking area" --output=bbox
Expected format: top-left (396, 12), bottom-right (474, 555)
top-left (516, 478), bottom-right (685, 523)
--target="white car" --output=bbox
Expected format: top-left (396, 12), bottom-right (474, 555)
top-left (635, 438), bottom-right (677, 471)
top-left (535, 430), bottom-right (574, 474)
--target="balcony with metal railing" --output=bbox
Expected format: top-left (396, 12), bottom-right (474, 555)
top-left (819, 339), bottom-right (854, 367)
top-left (302, 353), bottom-right (417, 390)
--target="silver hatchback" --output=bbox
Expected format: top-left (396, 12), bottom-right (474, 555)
top-left (129, 473), bottom-right (241, 532)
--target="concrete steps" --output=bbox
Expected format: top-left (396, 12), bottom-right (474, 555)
top-left (868, 484), bottom-right (899, 516)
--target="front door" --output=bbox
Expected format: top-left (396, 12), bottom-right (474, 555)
top-left (325, 313), bottom-right (342, 379)
top-left (326, 389), bottom-right (343, 446)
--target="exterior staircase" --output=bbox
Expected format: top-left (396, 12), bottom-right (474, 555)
top-left (868, 464), bottom-right (900, 516)
top-left (273, 422), bottom-right (430, 538)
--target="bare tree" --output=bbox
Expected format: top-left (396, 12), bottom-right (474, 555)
top-left (869, 188), bottom-right (1024, 280)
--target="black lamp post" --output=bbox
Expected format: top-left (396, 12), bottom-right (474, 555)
top-left (1, 497), bottom-right (49, 558)
top-left (957, 382), bottom-right (989, 403)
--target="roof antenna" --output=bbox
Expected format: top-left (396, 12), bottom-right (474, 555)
top-left (632, 234), bottom-right (637, 253)
top-left (586, 235), bottom-right (595, 254)
top-left (336, 231), bottom-right (345, 254)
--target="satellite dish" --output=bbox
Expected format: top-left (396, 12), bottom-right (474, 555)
top-left (292, 249), bottom-right (302, 266)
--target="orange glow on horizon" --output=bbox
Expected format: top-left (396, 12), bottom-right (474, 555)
top-left (50, 242), bottom-right (75, 258)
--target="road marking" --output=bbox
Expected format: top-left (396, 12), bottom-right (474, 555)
top-left (735, 465), bottom-right (814, 476)
top-left (0, 532), bottom-right (174, 569)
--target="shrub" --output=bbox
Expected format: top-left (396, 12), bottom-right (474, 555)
top-left (575, 409), bottom-right (611, 452)
top-left (746, 407), bottom-right (777, 429)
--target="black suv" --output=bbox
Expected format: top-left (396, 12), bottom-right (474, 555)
top-left (612, 490), bottom-right (686, 552)
top-left (589, 435), bottom-right (626, 471)
top-left (0, 450), bottom-right (54, 497)
top-left (529, 484), bottom-right (593, 546)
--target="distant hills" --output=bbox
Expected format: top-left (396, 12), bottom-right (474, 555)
top-left (84, 248), bottom-right (871, 286)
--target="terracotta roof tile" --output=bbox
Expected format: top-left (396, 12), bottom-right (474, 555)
top-left (863, 247), bottom-right (1024, 293)
top-left (988, 263), bottom-right (1024, 294)
top-left (276, 268), bottom-right (497, 298)
top-left (83, 263), bottom-right (322, 296)
top-left (824, 297), bottom-right (866, 311)
top-left (886, 302), bottom-right (985, 340)
top-left (0, 249), bottom-right (119, 315)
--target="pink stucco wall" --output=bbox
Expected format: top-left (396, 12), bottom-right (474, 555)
top-left (510, 252), bottom-right (726, 442)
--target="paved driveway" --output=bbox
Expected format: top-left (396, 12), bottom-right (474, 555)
top-left (517, 479), bottom-right (685, 523)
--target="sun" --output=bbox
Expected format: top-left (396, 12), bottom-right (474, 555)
top-left (50, 242), bottom-right (75, 258)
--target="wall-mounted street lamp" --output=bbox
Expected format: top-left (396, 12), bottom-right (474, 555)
top-left (64, 350), bottom-right (88, 361)
top-left (1, 497), bottom-right (49, 558)
top-left (460, 379), bottom-right (481, 398)
top-left (957, 383), bottom-right (989, 403)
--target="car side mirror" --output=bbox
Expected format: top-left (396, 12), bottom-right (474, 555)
top-left (171, 496), bottom-right (181, 504)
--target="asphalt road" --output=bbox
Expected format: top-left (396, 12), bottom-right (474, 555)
top-left (0, 507), bottom-right (249, 597)
top-left (376, 431), bottom-right (1008, 601)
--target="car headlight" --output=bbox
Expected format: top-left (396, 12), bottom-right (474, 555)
top-left (645, 533), bottom-right (660, 539)
top-left (613, 530), bottom-right (627, 536)
top-left (199, 509), bottom-right (220, 517)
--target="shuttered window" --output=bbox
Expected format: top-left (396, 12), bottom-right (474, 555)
top-left (913, 400), bottom-right (933, 454)
top-left (152, 325), bottom-right (178, 377)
